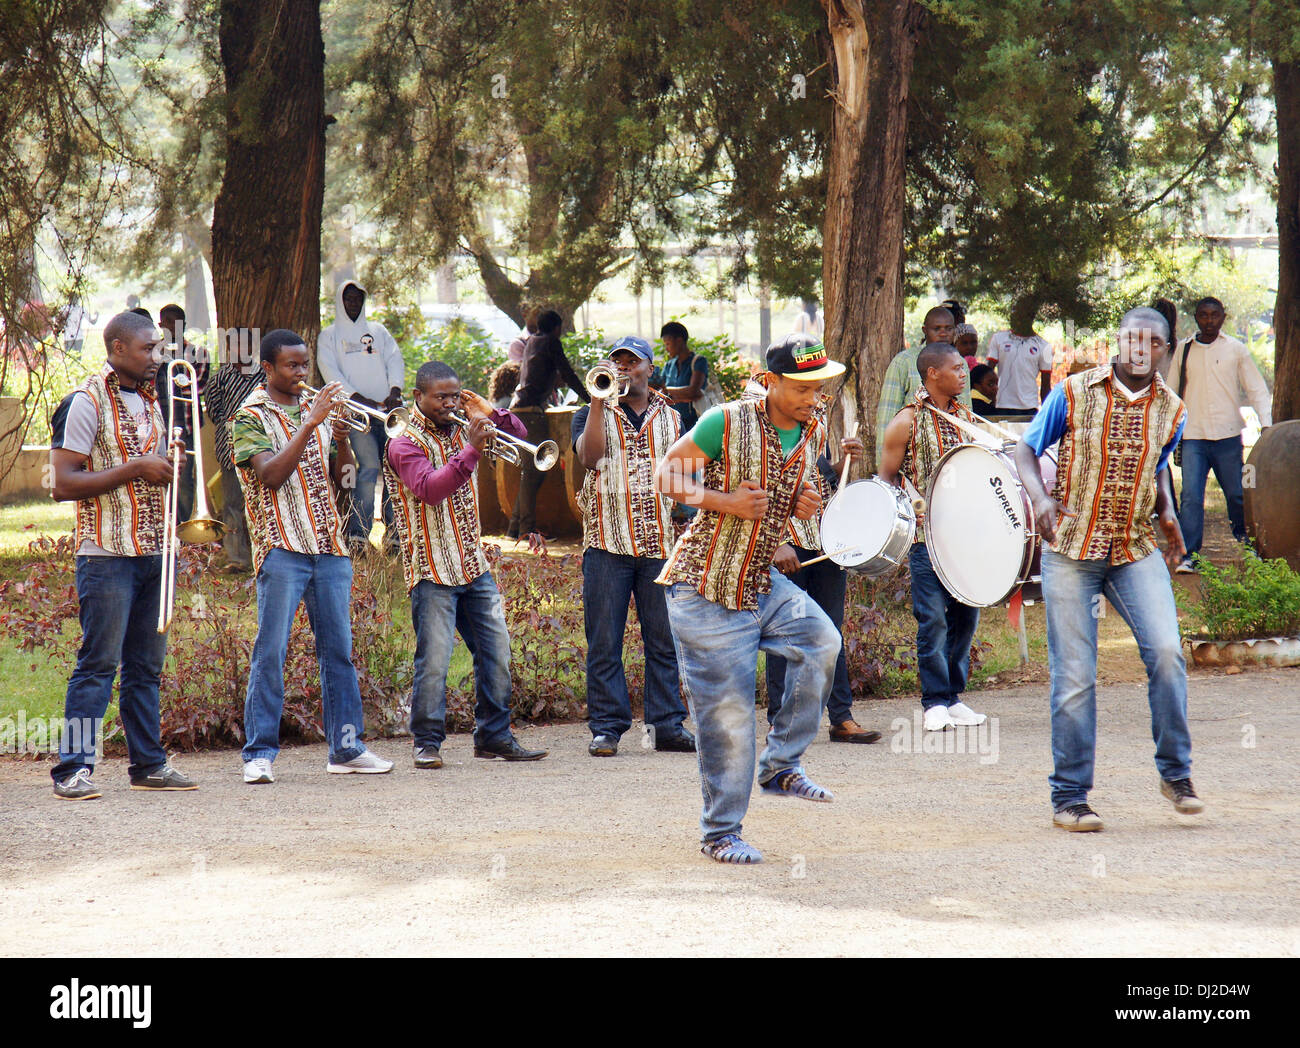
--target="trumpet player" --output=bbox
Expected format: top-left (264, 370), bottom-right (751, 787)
top-left (48, 311), bottom-right (196, 800)
top-left (572, 337), bottom-right (694, 758)
top-left (383, 361), bottom-right (548, 767)
top-left (233, 329), bottom-right (394, 783)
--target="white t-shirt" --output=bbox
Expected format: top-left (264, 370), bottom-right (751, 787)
top-left (61, 389), bottom-right (157, 557)
top-left (986, 331), bottom-right (1053, 410)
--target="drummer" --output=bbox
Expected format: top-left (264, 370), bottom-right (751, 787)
top-left (741, 371), bottom-right (882, 744)
top-left (879, 342), bottom-right (988, 732)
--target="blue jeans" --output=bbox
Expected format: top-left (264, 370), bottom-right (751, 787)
top-left (665, 570), bottom-right (840, 842)
top-left (347, 416), bottom-right (396, 542)
top-left (1042, 550), bottom-right (1191, 809)
top-left (409, 570), bottom-right (514, 749)
top-left (52, 556), bottom-right (169, 782)
top-left (766, 546), bottom-right (853, 725)
top-left (583, 548), bottom-right (685, 740)
top-left (242, 550), bottom-right (367, 764)
top-left (908, 543), bottom-right (980, 709)
top-left (1178, 435), bottom-right (1246, 554)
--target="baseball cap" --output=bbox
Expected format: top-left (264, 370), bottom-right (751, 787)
top-left (608, 335), bottom-right (654, 362)
top-left (765, 333), bottom-right (846, 382)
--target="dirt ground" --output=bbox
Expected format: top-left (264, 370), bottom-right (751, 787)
top-left (1, 664), bottom-right (1296, 958)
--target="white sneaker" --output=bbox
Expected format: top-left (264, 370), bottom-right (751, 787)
top-left (947, 701), bottom-right (987, 726)
top-left (1174, 557), bottom-right (1197, 574)
top-left (243, 758), bottom-right (274, 784)
top-left (327, 749), bottom-right (394, 774)
top-left (923, 705), bottom-right (952, 731)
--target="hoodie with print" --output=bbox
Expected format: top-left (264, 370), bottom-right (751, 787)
top-left (317, 279), bottom-right (404, 402)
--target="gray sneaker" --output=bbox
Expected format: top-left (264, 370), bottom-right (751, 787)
top-left (413, 745), bottom-right (443, 769)
top-left (1160, 777), bottom-right (1205, 814)
top-left (54, 768), bottom-right (101, 801)
top-left (1053, 803), bottom-right (1103, 831)
top-left (130, 763), bottom-right (198, 791)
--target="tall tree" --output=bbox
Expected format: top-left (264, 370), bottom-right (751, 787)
top-left (819, 0), bottom-right (928, 461)
top-left (210, 0), bottom-right (327, 349)
top-left (1275, 57), bottom-right (1300, 421)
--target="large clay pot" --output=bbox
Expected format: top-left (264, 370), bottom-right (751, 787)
top-left (492, 405), bottom-right (582, 536)
top-left (1245, 419), bottom-right (1300, 571)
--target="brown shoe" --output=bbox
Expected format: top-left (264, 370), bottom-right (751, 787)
top-left (829, 720), bottom-right (882, 744)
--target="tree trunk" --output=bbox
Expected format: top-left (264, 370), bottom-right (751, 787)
top-left (819, 0), bottom-right (926, 465)
top-left (211, 0), bottom-right (326, 362)
top-left (1274, 56), bottom-right (1300, 423)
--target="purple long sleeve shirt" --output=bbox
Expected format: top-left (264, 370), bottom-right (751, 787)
top-left (386, 408), bottom-right (528, 506)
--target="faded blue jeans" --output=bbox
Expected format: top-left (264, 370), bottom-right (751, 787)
top-left (664, 569), bottom-right (840, 843)
top-left (242, 550), bottom-right (368, 765)
top-left (409, 570), bottom-right (514, 749)
top-left (346, 415), bottom-right (396, 543)
top-left (52, 555), bottom-right (169, 782)
top-left (1042, 549), bottom-right (1191, 809)
top-left (909, 543), bottom-right (981, 709)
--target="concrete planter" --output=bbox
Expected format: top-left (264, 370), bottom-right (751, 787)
top-left (1187, 635), bottom-right (1300, 669)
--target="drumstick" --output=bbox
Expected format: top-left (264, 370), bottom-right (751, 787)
top-left (839, 422), bottom-right (859, 490)
top-left (800, 545), bottom-right (861, 568)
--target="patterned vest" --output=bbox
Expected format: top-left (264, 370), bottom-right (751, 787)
top-left (579, 392), bottom-right (681, 558)
top-left (901, 389), bottom-right (976, 543)
top-left (234, 389), bottom-right (348, 572)
top-left (657, 397), bottom-right (825, 611)
top-left (1051, 366), bottom-right (1186, 564)
top-left (383, 406), bottom-right (490, 590)
top-left (73, 366), bottom-right (166, 556)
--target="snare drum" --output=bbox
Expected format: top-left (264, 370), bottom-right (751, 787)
top-left (819, 477), bottom-right (915, 575)
top-left (924, 444), bottom-right (1039, 606)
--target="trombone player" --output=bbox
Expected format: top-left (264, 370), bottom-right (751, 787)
top-left (48, 311), bottom-right (197, 800)
top-left (383, 361), bottom-right (548, 767)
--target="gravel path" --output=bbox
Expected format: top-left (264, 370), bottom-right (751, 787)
top-left (1, 671), bottom-right (1296, 957)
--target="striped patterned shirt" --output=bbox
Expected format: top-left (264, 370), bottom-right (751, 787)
top-left (233, 388), bottom-right (348, 572)
top-left (578, 392), bottom-right (681, 558)
top-left (1022, 366), bottom-right (1186, 564)
top-left (657, 397), bottom-right (825, 611)
top-left (901, 389), bottom-right (978, 545)
top-left (72, 366), bottom-right (167, 557)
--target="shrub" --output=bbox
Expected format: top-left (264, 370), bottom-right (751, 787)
top-left (1178, 550), bottom-right (1300, 641)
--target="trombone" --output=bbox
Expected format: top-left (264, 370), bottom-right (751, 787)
top-left (448, 410), bottom-right (560, 471)
top-left (586, 362), bottom-right (631, 401)
top-left (296, 382), bottom-right (410, 439)
top-left (158, 358), bottom-right (225, 634)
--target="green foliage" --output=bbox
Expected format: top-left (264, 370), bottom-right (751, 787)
top-left (1178, 550), bottom-right (1300, 641)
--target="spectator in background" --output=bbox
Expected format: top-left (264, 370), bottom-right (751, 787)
top-left (874, 305), bottom-right (972, 469)
top-left (155, 303), bottom-right (209, 524)
top-left (204, 335), bottom-right (264, 573)
top-left (509, 309), bottom-right (589, 539)
top-left (660, 321), bottom-right (709, 433)
top-left (985, 301), bottom-right (1052, 416)
top-left (791, 299), bottom-right (825, 338)
top-left (489, 361), bottom-right (520, 411)
top-left (941, 299), bottom-right (966, 326)
top-left (507, 307), bottom-right (539, 365)
top-left (1167, 295), bottom-right (1272, 573)
top-left (970, 363), bottom-right (998, 412)
top-left (317, 279), bottom-right (405, 555)
top-left (62, 295), bottom-right (93, 358)
top-left (954, 323), bottom-right (980, 369)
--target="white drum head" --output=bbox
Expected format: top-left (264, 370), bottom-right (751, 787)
top-left (926, 445), bottom-right (1031, 606)
top-left (821, 478), bottom-right (900, 569)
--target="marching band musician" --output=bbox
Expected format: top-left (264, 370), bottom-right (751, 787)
top-left (49, 311), bottom-right (196, 800)
top-left (879, 341), bottom-right (989, 734)
top-left (234, 329), bottom-right (394, 784)
top-left (383, 361), bottom-right (548, 768)
top-left (654, 334), bottom-right (844, 865)
top-left (571, 336), bottom-right (694, 758)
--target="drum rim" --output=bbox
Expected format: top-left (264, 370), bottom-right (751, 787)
top-left (821, 477), bottom-right (915, 572)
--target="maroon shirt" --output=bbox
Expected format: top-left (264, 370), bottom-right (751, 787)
top-left (386, 408), bottom-right (527, 505)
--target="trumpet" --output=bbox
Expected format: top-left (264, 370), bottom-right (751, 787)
top-left (585, 362), bottom-right (631, 401)
top-left (158, 358), bottom-right (225, 634)
top-left (296, 382), bottom-right (410, 439)
top-left (449, 410), bottom-right (560, 471)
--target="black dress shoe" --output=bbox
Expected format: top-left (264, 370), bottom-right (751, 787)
top-left (589, 735), bottom-right (618, 757)
top-left (474, 737), bottom-right (548, 761)
top-left (654, 728), bottom-right (696, 753)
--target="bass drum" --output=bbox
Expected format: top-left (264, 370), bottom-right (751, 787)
top-left (819, 477), bottom-right (914, 575)
top-left (924, 443), bottom-right (1039, 607)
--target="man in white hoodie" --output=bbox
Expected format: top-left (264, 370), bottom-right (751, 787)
top-left (317, 280), bottom-right (405, 552)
